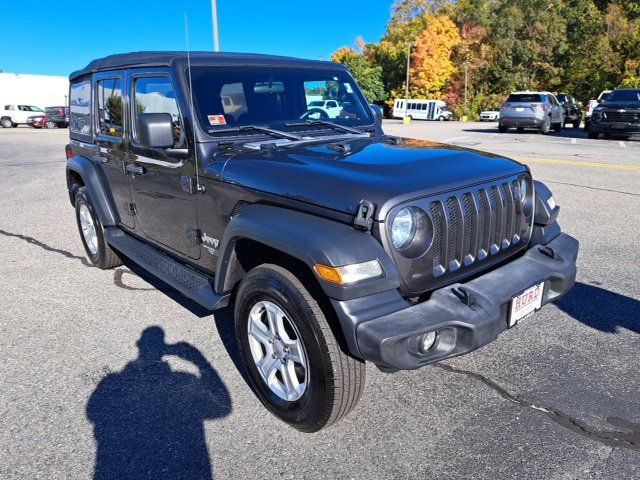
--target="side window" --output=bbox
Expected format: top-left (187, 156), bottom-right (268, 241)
top-left (70, 81), bottom-right (92, 135)
top-left (133, 76), bottom-right (183, 147)
top-left (422, 103), bottom-right (427, 110)
top-left (96, 78), bottom-right (123, 137)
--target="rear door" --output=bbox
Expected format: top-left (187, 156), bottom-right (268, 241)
top-left (93, 72), bottom-right (135, 228)
top-left (126, 69), bottom-right (200, 260)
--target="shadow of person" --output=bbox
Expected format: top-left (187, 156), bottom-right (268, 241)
top-left (555, 282), bottom-right (640, 334)
top-left (87, 327), bottom-right (232, 480)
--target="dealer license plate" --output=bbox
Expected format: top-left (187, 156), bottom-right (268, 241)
top-left (515, 107), bottom-right (525, 112)
top-left (509, 282), bottom-right (544, 326)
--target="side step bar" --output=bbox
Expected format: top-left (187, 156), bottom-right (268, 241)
top-left (104, 228), bottom-right (229, 310)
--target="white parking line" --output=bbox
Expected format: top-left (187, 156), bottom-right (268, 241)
top-left (571, 138), bottom-right (577, 144)
top-left (618, 141), bottom-right (627, 148)
top-left (442, 136), bottom-right (468, 143)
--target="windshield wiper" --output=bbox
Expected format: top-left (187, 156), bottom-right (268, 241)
top-left (284, 120), bottom-right (369, 136)
top-left (209, 125), bottom-right (302, 141)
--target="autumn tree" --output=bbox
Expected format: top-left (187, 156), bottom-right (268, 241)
top-left (410, 15), bottom-right (461, 98)
top-left (330, 47), bottom-right (387, 103)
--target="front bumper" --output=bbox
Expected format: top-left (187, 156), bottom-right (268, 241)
top-left (355, 233), bottom-right (579, 370)
top-left (589, 120), bottom-right (640, 134)
top-left (499, 116), bottom-right (544, 128)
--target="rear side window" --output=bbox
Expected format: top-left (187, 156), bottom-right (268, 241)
top-left (507, 94), bottom-right (542, 103)
top-left (96, 78), bottom-right (123, 137)
top-left (70, 81), bottom-right (92, 135)
top-left (133, 76), bottom-right (183, 147)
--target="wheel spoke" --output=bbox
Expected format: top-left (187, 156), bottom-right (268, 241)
top-left (279, 362), bottom-right (298, 396)
top-left (248, 316), bottom-right (271, 346)
top-left (263, 302), bottom-right (279, 335)
top-left (285, 341), bottom-right (305, 365)
top-left (258, 354), bottom-right (279, 380)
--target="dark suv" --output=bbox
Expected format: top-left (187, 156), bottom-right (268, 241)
top-left (45, 106), bottom-right (69, 128)
top-left (556, 93), bottom-right (582, 128)
top-left (65, 52), bottom-right (579, 432)
top-left (588, 88), bottom-right (640, 139)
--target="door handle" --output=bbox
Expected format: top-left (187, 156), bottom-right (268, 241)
top-left (93, 154), bottom-right (108, 164)
top-left (126, 164), bottom-right (145, 176)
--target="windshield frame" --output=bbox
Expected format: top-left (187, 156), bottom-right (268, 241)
top-left (186, 65), bottom-right (376, 138)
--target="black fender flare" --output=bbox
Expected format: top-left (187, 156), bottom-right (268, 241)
top-left (214, 204), bottom-right (400, 301)
top-left (66, 155), bottom-right (119, 227)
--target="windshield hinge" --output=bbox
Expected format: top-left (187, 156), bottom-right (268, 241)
top-left (353, 200), bottom-right (375, 232)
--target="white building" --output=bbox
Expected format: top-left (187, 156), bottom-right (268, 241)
top-left (0, 72), bottom-right (69, 109)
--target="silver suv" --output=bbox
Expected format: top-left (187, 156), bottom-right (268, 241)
top-left (498, 91), bottom-right (565, 134)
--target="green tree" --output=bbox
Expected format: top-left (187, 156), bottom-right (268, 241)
top-left (331, 47), bottom-right (387, 103)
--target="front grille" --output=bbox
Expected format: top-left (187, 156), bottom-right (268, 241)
top-left (428, 178), bottom-right (527, 277)
top-left (605, 111), bottom-right (640, 122)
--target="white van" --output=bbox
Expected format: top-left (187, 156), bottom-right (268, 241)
top-left (392, 99), bottom-right (452, 121)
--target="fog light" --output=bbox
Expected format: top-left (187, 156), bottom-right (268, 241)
top-left (420, 331), bottom-right (438, 353)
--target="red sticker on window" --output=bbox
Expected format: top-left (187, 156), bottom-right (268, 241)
top-left (207, 114), bottom-right (227, 125)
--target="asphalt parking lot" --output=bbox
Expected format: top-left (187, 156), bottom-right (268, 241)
top-left (1, 123), bottom-right (638, 479)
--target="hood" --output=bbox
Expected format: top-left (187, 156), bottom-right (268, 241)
top-left (601, 101), bottom-right (640, 111)
top-left (219, 136), bottom-right (526, 221)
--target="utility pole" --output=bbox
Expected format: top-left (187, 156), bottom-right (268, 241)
top-left (464, 61), bottom-right (468, 120)
top-left (405, 43), bottom-right (412, 117)
top-left (211, 0), bottom-right (220, 52)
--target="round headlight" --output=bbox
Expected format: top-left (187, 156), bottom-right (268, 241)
top-left (391, 207), bottom-right (416, 250)
top-left (519, 177), bottom-right (528, 203)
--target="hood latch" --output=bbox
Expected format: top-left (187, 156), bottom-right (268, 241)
top-left (353, 200), bottom-right (375, 232)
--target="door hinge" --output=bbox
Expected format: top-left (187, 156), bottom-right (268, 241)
top-left (186, 227), bottom-right (202, 246)
top-left (181, 176), bottom-right (198, 194)
top-left (126, 203), bottom-right (137, 216)
top-left (354, 199), bottom-right (375, 232)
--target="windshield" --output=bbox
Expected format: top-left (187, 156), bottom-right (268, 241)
top-left (190, 66), bottom-right (374, 134)
top-left (609, 89), bottom-right (640, 102)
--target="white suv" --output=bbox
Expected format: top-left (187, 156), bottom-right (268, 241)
top-left (1, 104), bottom-right (45, 128)
top-left (306, 100), bottom-right (341, 118)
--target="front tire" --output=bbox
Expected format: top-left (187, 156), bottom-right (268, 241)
top-left (235, 264), bottom-right (365, 432)
top-left (74, 187), bottom-right (122, 269)
top-left (1, 117), bottom-right (13, 128)
top-left (46, 121), bottom-right (56, 129)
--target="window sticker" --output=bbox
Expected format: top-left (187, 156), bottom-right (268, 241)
top-left (344, 83), bottom-right (353, 93)
top-left (207, 114), bottom-right (227, 126)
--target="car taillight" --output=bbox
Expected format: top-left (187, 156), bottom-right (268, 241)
top-left (59, 108), bottom-right (65, 116)
top-left (531, 103), bottom-right (546, 112)
top-left (65, 144), bottom-right (73, 160)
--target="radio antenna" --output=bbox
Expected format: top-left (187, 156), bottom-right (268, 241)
top-left (184, 13), bottom-right (204, 193)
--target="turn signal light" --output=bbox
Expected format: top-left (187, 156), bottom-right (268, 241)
top-left (314, 260), bottom-right (384, 285)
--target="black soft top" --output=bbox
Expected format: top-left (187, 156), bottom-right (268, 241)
top-left (69, 51), bottom-right (342, 81)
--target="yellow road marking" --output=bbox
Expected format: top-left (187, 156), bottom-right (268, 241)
top-left (514, 157), bottom-right (640, 172)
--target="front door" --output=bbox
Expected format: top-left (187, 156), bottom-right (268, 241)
top-left (126, 71), bottom-right (200, 260)
top-left (93, 72), bottom-right (134, 228)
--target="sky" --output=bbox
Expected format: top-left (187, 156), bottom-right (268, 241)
top-left (0, 1), bottom-right (392, 77)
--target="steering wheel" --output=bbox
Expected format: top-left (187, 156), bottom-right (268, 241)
top-left (299, 108), bottom-right (329, 120)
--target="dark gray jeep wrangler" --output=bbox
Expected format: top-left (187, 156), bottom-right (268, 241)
top-left (65, 52), bottom-right (578, 432)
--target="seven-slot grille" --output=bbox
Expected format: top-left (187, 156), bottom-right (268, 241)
top-left (428, 178), bottom-right (528, 277)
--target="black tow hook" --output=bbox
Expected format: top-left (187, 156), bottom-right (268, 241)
top-left (453, 286), bottom-right (478, 309)
top-left (538, 245), bottom-right (562, 261)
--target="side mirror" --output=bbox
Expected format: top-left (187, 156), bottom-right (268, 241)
top-left (137, 113), bottom-right (174, 148)
top-left (370, 104), bottom-right (383, 124)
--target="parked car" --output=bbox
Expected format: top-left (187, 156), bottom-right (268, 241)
top-left (556, 93), bottom-right (582, 128)
top-left (305, 99), bottom-right (341, 118)
top-left (1, 104), bottom-right (45, 128)
top-left (588, 88), bottom-right (640, 139)
top-left (66, 52), bottom-right (578, 432)
top-left (584, 90), bottom-right (612, 131)
top-left (45, 106), bottom-right (69, 128)
top-left (26, 115), bottom-right (47, 128)
top-left (498, 91), bottom-right (565, 134)
top-left (480, 109), bottom-right (500, 121)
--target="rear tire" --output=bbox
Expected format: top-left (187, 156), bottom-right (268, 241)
top-left (553, 121), bottom-right (562, 133)
top-left (572, 119), bottom-right (581, 129)
top-left (498, 125), bottom-right (508, 133)
top-left (540, 116), bottom-right (551, 134)
top-left (46, 121), bottom-right (56, 129)
top-left (1, 117), bottom-right (13, 128)
top-left (587, 129), bottom-right (599, 139)
top-left (235, 264), bottom-right (366, 432)
top-left (74, 187), bottom-right (122, 269)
